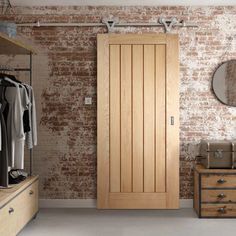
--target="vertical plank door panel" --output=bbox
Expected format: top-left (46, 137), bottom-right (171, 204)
top-left (110, 45), bottom-right (121, 193)
top-left (166, 34), bottom-right (179, 208)
top-left (97, 34), bottom-right (179, 209)
top-left (120, 45), bottom-right (132, 193)
top-left (143, 45), bottom-right (155, 193)
top-left (97, 34), bottom-right (110, 208)
top-left (155, 45), bottom-right (166, 192)
top-left (132, 45), bottom-right (144, 193)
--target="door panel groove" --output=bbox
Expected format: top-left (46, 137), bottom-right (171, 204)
top-left (142, 44), bottom-right (145, 194)
top-left (132, 45), bottom-right (144, 193)
top-left (144, 44), bottom-right (155, 193)
top-left (109, 45), bottom-right (121, 193)
top-left (156, 44), bottom-right (166, 193)
top-left (131, 45), bottom-right (133, 193)
top-left (120, 45), bottom-right (132, 193)
top-left (154, 44), bottom-right (156, 192)
top-left (119, 44), bottom-right (122, 193)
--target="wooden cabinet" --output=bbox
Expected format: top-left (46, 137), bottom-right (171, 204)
top-left (201, 204), bottom-right (236, 217)
top-left (0, 176), bottom-right (39, 235)
top-left (201, 189), bottom-right (236, 202)
top-left (201, 174), bottom-right (236, 188)
top-left (97, 34), bottom-right (179, 209)
top-left (194, 165), bottom-right (236, 218)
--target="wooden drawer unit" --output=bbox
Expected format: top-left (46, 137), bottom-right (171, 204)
top-left (0, 176), bottom-right (39, 236)
top-left (202, 189), bottom-right (236, 203)
top-left (201, 204), bottom-right (236, 217)
top-left (194, 165), bottom-right (236, 218)
top-left (202, 175), bottom-right (236, 188)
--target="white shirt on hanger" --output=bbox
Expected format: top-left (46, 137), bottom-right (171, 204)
top-left (4, 77), bottom-right (29, 169)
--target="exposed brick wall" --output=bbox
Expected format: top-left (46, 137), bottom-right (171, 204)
top-left (0, 6), bottom-right (236, 199)
top-left (226, 61), bottom-right (236, 106)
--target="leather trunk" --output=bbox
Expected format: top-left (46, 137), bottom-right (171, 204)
top-left (199, 140), bottom-right (236, 169)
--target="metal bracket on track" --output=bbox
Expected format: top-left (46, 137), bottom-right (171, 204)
top-left (102, 17), bottom-right (119, 33)
top-left (159, 17), bottom-right (179, 33)
top-left (16, 17), bottom-right (198, 33)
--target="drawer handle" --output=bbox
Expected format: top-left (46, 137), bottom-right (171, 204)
top-left (217, 193), bottom-right (226, 199)
top-left (217, 179), bottom-right (226, 184)
top-left (9, 207), bottom-right (14, 214)
top-left (29, 190), bottom-right (34, 195)
top-left (218, 207), bottom-right (227, 214)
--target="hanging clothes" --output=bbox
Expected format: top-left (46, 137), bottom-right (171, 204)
top-left (4, 77), bottom-right (30, 169)
top-left (0, 104), bottom-right (1, 152)
top-left (0, 74), bottom-right (37, 187)
top-left (0, 87), bottom-right (9, 187)
top-left (23, 83), bottom-right (37, 149)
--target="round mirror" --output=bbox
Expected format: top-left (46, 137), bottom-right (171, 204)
top-left (212, 60), bottom-right (236, 106)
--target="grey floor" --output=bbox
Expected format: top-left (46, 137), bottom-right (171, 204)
top-left (19, 209), bottom-right (236, 236)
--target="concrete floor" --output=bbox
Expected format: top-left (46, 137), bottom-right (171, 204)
top-left (19, 209), bottom-right (236, 236)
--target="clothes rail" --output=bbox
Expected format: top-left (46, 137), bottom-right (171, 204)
top-left (0, 68), bottom-right (31, 72)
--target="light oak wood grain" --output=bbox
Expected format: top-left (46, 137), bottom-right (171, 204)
top-left (144, 44), bottom-right (155, 193)
top-left (120, 45), bottom-right (132, 193)
top-left (0, 32), bottom-right (36, 55)
top-left (155, 44), bottom-right (166, 193)
top-left (110, 45), bottom-right (121, 193)
top-left (166, 34), bottom-right (179, 209)
top-left (15, 180), bottom-right (38, 233)
top-left (108, 34), bottom-right (167, 45)
top-left (0, 177), bottom-right (38, 236)
top-left (0, 176), bottom-right (38, 208)
top-left (97, 34), bottom-right (110, 208)
top-left (97, 34), bottom-right (179, 209)
top-left (132, 45), bottom-right (144, 193)
top-left (108, 193), bottom-right (167, 209)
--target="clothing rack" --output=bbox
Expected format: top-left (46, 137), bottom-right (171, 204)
top-left (0, 32), bottom-right (35, 176)
top-left (0, 63), bottom-right (31, 72)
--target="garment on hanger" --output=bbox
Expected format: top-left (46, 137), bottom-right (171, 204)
top-left (4, 77), bottom-right (30, 169)
top-left (0, 87), bottom-right (9, 187)
top-left (0, 74), bottom-right (37, 187)
top-left (22, 84), bottom-right (30, 133)
top-left (23, 83), bottom-right (37, 149)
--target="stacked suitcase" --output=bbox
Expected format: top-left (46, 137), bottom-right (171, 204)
top-left (199, 140), bottom-right (236, 169)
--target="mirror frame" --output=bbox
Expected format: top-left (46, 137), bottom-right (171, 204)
top-left (212, 59), bottom-right (236, 107)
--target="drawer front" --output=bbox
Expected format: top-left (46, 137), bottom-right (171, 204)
top-left (201, 174), bottom-right (236, 188)
top-left (201, 204), bottom-right (236, 217)
top-left (16, 180), bottom-right (38, 232)
top-left (0, 180), bottom-right (38, 236)
top-left (202, 189), bottom-right (236, 203)
top-left (0, 202), bottom-right (17, 236)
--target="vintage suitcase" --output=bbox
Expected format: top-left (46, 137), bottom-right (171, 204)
top-left (199, 140), bottom-right (236, 169)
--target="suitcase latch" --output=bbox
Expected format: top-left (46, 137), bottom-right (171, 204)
top-left (214, 149), bottom-right (223, 159)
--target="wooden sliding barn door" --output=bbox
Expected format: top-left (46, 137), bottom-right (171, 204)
top-left (97, 34), bottom-right (179, 209)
